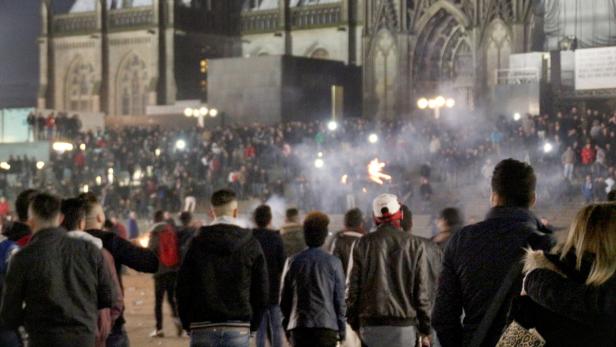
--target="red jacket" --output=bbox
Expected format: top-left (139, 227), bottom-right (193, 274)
top-left (580, 147), bottom-right (595, 165)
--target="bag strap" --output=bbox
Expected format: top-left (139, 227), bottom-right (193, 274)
top-left (469, 220), bottom-right (540, 347)
top-left (469, 261), bottom-right (523, 347)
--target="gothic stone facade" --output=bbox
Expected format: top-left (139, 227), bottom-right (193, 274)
top-left (40, 0), bottom-right (539, 118)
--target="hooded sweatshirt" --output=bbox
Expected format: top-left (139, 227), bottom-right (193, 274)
top-left (176, 223), bottom-right (269, 332)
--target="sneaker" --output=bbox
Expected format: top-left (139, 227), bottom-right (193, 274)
top-left (149, 329), bottom-right (164, 338)
top-left (174, 318), bottom-right (183, 337)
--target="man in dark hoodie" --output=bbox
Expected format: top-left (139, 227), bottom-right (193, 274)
top-left (0, 189), bottom-right (37, 346)
top-left (176, 189), bottom-right (269, 347)
top-left (80, 193), bottom-right (159, 347)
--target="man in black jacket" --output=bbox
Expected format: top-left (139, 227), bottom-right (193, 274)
top-left (176, 189), bottom-right (268, 347)
top-left (347, 194), bottom-right (432, 347)
top-left (0, 193), bottom-right (114, 347)
top-left (328, 208), bottom-right (365, 274)
top-left (252, 205), bottom-right (286, 347)
top-left (81, 193), bottom-right (159, 347)
top-left (432, 159), bottom-right (554, 347)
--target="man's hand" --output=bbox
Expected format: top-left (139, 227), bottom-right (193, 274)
top-left (420, 334), bottom-right (432, 347)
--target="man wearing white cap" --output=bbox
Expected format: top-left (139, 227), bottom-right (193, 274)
top-left (346, 194), bottom-right (432, 347)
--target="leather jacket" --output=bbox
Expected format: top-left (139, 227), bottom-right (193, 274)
top-left (328, 230), bottom-right (363, 273)
top-left (346, 224), bottom-right (432, 335)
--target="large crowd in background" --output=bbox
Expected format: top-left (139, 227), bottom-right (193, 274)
top-left (0, 158), bottom-right (614, 347)
top-left (1, 107), bottom-right (614, 221)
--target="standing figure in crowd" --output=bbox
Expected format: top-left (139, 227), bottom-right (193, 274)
top-left (176, 189), bottom-right (268, 347)
top-left (400, 204), bottom-right (444, 347)
top-left (561, 146), bottom-right (576, 181)
top-left (61, 198), bottom-right (124, 347)
top-left (177, 211), bottom-right (197, 259)
top-left (147, 210), bottom-right (182, 338)
top-left (328, 208), bottom-right (365, 275)
top-left (432, 159), bottom-right (554, 347)
top-left (0, 189), bottom-right (38, 346)
top-left (582, 175), bottom-right (594, 203)
top-left (347, 194), bottom-right (432, 347)
top-left (519, 203), bottom-right (616, 346)
top-left (280, 212), bottom-right (346, 347)
top-left (252, 205), bottom-right (286, 347)
top-left (81, 193), bottom-right (159, 347)
top-left (0, 193), bottom-right (114, 347)
top-left (327, 208), bottom-right (365, 347)
top-left (431, 208), bottom-right (463, 250)
top-left (280, 208), bottom-right (305, 258)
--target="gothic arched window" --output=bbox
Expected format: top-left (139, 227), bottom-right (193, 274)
top-left (65, 57), bottom-right (95, 112)
top-left (116, 54), bottom-right (148, 116)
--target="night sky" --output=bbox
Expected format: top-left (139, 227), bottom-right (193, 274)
top-left (0, 0), bottom-right (73, 106)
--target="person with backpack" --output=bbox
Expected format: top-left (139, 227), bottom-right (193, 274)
top-left (147, 210), bottom-right (182, 338)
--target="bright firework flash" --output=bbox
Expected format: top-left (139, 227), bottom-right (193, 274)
top-left (368, 158), bottom-right (392, 185)
top-left (138, 233), bottom-right (150, 248)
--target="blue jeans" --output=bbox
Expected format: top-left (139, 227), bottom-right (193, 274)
top-left (256, 305), bottom-right (284, 347)
top-left (0, 328), bottom-right (21, 347)
top-left (190, 327), bottom-right (250, 347)
top-left (360, 325), bottom-right (417, 347)
top-left (106, 327), bottom-right (129, 347)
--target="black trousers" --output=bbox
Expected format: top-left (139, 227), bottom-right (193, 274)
top-left (291, 328), bottom-right (337, 347)
top-left (154, 271), bottom-right (179, 330)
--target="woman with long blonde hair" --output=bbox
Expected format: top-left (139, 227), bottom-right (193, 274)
top-left (518, 203), bottom-right (616, 346)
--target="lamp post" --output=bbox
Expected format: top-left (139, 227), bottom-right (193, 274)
top-left (184, 106), bottom-right (219, 127)
top-left (417, 96), bottom-right (455, 119)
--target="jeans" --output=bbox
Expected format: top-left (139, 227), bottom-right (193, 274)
top-left (290, 328), bottom-right (338, 347)
top-left (190, 327), bottom-right (250, 347)
top-left (106, 327), bottom-right (129, 347)
top-left (360, 325), bottom-right (416, 347)
top-left (154, 272), bottom-right (179, 330)
top-left (256, 305), bottom-right (284, 347)
top-left (0, 328), bottom-right (22, 347)
top-left (563, 163), bottom-right (574, 180)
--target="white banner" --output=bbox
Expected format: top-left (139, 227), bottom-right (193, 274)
top-left (575, 46), bottom-right (616, 90)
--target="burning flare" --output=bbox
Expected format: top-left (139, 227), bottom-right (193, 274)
top-left (368, 158), bottom-right (392, 185)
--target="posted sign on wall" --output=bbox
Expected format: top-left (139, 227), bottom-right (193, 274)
top-left (575, 46), bottom-right (616, 90)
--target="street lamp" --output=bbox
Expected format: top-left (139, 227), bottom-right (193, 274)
top-left (513, 112), bottom-right (522, 121)
top-left (327, 120), bottom-right (338, 131)
top-left (209, 108), bottom-right (218, 117)
top-left (175, 139), bottom-right (187, 151)
top-left (417, 96), bottom-right (455, 119)
top-left (368, 133), bottom-right (379, 144)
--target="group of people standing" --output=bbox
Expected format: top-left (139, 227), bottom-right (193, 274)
top-left (0, 158), bottom-right (614, 347)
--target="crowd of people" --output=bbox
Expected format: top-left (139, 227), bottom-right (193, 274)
top-left (26, 111), bottom-right (83, 141)
top-left (2, 107), bottom-right (614, 220)
top-left (0, 158), bottom-right (614, 347)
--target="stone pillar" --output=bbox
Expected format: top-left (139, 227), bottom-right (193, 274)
top-left (38, 0), bottom-right (52, 110)
top-left (159, 0), bottom-right (177, 105)
top-left (279, 0), bottom-right (292, 55)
